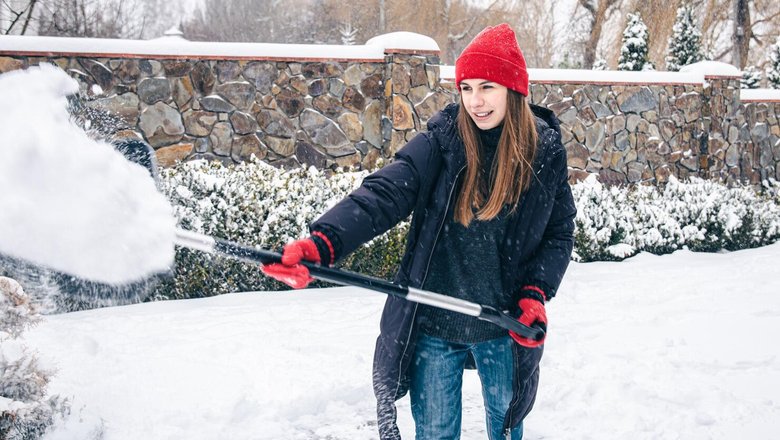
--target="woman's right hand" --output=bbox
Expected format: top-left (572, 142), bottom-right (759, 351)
top-left (261, 238), bottom-right (321, 289)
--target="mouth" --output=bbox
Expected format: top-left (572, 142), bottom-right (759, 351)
top-left (472, 110), bottom-right (493, 120)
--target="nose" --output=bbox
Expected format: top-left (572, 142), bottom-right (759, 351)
top-left (470, 90), bottom-right (485, 108)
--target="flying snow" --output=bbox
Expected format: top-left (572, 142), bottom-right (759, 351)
top-left (0, 64), bottom-right (176, 284)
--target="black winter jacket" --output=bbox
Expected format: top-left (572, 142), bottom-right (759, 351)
top-left (311, 103), bottom-right (576, 439)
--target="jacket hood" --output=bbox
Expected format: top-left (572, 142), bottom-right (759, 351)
top-left (426, 103), bottom-right (460, 152)
top-left (426, 102), bottom-right (459, 132)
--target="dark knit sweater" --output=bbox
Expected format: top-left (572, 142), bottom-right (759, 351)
top-left (417, 124), bottom-right (513, 343)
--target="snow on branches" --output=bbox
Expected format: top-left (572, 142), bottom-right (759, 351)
top-left (157, 159), bottom-right (780, 299)
top-left (572, 175), bottom-right (780, 261)
top-left (666, 4), bottom-right (704, 72)
top-left (618, 13), bottom-right (654, 72)
top-left (766, 37), bottom-right (780, 89)
top-left (156, 158), bottom-right (408, 299)
top-left (0, 277), bottom-right (70, 440)
top-left (741, 66), bottom-right (763, 89)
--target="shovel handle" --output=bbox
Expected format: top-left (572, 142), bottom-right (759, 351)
top-left (174, 228), bottom-right (546, 340)
top-left (479, 305), bottom-right (546, 341)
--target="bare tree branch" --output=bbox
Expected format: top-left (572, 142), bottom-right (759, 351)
top-left (579, 0), bottom-right (596, 15)
top-left (447, 16), bottom-right (479, 41)
top-left (20, 0), bottom-right (38, 34)
top-left (447, 0), bottom-right (498, 41)
top-left (750, 10), bottom-right (780, 28)
top-left (712, 45), bottom-right (732, 61)
top-left (2, 0), bottom-right (35, 35)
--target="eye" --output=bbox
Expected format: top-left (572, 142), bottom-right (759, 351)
top-left (482, 84), bottom-right (494, 90)
top-left (460, 85), bottom-right (472, 92)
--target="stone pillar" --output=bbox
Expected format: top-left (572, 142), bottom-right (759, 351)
top-left (681, 61), bottom-right (742, 183)
top-left (367, 32), bottom-right (451, 157)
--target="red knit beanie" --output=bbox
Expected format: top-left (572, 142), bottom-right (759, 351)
top-left (455, 23), bottom-right (529, 96)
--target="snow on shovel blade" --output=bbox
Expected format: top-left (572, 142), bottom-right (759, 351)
top-left (0, 64), bottom-right (177, 284)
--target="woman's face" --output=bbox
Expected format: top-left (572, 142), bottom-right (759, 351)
top-left (459, 79), bottom-right (508, 130)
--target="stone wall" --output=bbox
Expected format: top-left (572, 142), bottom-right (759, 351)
top-left (1, 36), bottom-right (779, 185)
top-left (0, 35), bottom-right (445, 171)
top-left (528, 81), bottom-right (707, 185)
top-left (442, 70), bottom-right (780, 185)
top-left (0, 56), bottom-right (396, 169)
top-left (731, 99), bottom-right (780, 185)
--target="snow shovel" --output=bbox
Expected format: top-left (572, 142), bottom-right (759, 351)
top-left (174, 228), bottom-right (546, 341)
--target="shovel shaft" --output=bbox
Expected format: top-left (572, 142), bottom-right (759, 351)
top-left (174, 228), bottom-right (545, 341)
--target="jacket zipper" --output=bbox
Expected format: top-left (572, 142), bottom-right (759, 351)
top-left (503, 353), bottom-right (518, 438)
top-left (392, 165), bottom-right (466, 400)
top-left (421, 165), bottom-right (464, 288)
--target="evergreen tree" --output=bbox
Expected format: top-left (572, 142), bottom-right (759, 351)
top-left (665, 3), bottom-right (704, 71)
top-left (592, 59), bottom-right (607, 71)
top-left (618, 13), bottom-right (651, 72)
top-left (340, 21), bottom-right (358, 46)
top-left (767, 37), bottom-right (780, 89)
top-left (741, 66), bottom-right (762, 89)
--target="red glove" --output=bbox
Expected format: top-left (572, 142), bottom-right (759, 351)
top-left (509, 287), bottom-right (548, 348)
top-left (261, 238), bottom-right (321, 289)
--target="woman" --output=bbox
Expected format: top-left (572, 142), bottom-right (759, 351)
top-left (263, 23), bottom-right (576, 440)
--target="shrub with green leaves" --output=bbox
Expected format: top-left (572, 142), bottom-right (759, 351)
top-left (572, 175), bottom-right (780, 261)
top-left (156, 160), bottom-right (780, 299)
top-left (0, 277), bottom-right (70, 440)
top-left (155, 159), bottom-right (409, 299)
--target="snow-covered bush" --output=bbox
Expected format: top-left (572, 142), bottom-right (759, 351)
top-left (766, 37), bottom-right (780, 89)
top-left (618, 13), bottom-right (652, 71)
top-left (741, 66), bottom-right (762, 89)
top-left (0, 277), bottom-right (69, 440)
top-left (572, 175), bottom-right (780, 261)
top-left (0, 255), bottom-right (161, 314)
top-left (665, 3), bottom-right (704, 71)
top-left (155, 159), bottom-right (409, 299)
top-left (156, 159), bottom-right (780, 298)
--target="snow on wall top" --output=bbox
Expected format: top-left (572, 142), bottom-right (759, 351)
top-left (0, 32), bottom-right (441, 61)
top-left (680, 61), bottom-right (742, 78)
top-left (441, 61), bottom-right (780, 102)
top-left (440, 65), bottom-right (705, 85)
top-left (441, 61), bottom-right (749, 87)
top-left (365, 32), bottom-right (440, 52)
top-left (740, 89), bottom-right (780, 102)
top-left (0, 35), bottom-right (392, 61)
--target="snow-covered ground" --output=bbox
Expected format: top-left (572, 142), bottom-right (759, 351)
top-left (25, 242), bottom-right (780, 440)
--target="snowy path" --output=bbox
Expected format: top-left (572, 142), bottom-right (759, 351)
top-left (26, 243), bottom-right (780, 439)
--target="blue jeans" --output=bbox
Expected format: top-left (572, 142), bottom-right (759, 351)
top-left (409, 333), bottom-right (523, 440)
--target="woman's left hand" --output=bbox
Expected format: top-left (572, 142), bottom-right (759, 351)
top-left (509, 298), bottom-right (547, 348)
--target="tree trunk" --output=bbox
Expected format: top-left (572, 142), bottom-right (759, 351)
top-left (580, 0), bottom-right (620, 69)
top-left (379, 0), bottom-right (385, 33)
top-left (732, 0), bottom-right (751, 68)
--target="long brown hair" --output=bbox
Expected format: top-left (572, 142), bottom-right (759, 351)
top-left (454, 90), bottom-right (538, 227)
